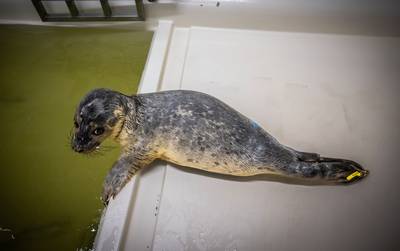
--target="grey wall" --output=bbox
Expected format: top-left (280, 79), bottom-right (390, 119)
top-left (0, 0), bottom-right (41, 21)
top-left (1, 0), bottom-right (400, 35)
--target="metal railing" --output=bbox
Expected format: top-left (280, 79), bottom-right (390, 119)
top-left (31, 0), bottom-right (145, 21)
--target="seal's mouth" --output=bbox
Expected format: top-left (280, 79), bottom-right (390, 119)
top-left (72, 142), bottom-right (100, 154)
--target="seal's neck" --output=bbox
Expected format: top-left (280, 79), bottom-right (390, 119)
top-left (111, 110), bottom-right (126, 141)
top-left (111, 95), bottom-right (137, 148)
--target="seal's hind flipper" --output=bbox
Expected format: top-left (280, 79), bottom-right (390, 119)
top-left (290, 150), bottom-right (369, 184)
top-left (295, 151), bottom-right (321, 162)
top-left (317, 157), bottom-right (369, 184)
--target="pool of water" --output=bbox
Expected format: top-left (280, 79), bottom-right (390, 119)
top-left (0, 24), bottom-right (153, 250)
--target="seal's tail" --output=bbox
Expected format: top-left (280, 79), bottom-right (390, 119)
top-left (292, 151), bottom-right (369, 184)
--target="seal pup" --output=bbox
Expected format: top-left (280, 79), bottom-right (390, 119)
top-left (71, 89), bottom-right (369, 203)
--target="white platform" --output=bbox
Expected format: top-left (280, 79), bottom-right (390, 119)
top-left (96, 21), bottom-right (400, 251)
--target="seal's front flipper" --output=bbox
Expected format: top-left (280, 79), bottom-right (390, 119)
top-left (102, 157), bottom-right (136, 205)
top-left (102, 153), bottom-right (154, 205)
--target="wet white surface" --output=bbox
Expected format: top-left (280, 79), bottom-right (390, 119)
top-left (96, 23), bottom-right (400, 251)
top-left (150, 27), bottom-right (400, 251)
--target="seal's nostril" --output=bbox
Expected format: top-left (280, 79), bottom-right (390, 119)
top-left (73, 144), bottom-right (84, 153)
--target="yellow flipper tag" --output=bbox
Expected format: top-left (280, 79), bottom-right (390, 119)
top-left (346, 171), bottom-right (362, 181)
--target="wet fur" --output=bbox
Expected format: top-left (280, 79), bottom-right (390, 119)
top-left (72, 89), bottom-right (369, 203)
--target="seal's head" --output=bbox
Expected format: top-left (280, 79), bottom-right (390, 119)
top-left (72, 88), bottom-right (127, 153)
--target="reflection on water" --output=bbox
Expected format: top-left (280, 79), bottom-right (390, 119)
top-left (0, 24), bottom-right (152, 250)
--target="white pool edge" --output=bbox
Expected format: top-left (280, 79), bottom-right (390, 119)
top-left (94, 20), bottom-right (174, 251)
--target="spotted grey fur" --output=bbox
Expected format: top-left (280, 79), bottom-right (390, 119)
top-left (71, 89), bottom-right (369, 203)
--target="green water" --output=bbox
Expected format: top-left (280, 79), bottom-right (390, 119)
top-left (0, 25), bottom-right (153, 250)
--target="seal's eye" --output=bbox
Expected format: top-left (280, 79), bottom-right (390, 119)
top-left (93, 127), bottom-right (105, 136)
top-left (74, 121), bottom-right (79, 128)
